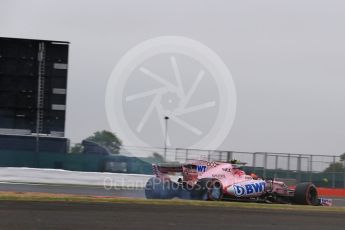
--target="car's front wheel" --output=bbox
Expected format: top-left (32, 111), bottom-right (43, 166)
top-left (293, 182), bottom-right (318, 205)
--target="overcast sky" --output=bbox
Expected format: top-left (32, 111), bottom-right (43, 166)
top-left (1, 0), bottom-right (344, 156)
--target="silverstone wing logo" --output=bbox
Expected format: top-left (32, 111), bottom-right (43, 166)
top-left (105, 36), bottom-right (237, 150)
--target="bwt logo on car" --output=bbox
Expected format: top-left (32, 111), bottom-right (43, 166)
top-left (232, 181), bottom-right (266, 197)
top-left (197, 165), bottom-right (207, 172)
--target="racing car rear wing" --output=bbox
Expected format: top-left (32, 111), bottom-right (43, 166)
top-left (152, 163), bottom-right (183, 177)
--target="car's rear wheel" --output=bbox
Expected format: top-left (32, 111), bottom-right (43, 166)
top-left (293, 182), bottom-right (318, 205)
top-left (145, 177), bottom-right (177, 199)
top-left (191, 178), bottom-right (223, 201)
top-left (176, 182), bottom-right (194, 199)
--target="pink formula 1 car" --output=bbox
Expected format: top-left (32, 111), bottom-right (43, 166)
top-left (145, 160), bottom-right (332, 206)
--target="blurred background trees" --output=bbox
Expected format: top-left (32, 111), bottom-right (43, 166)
top-left (323, 152), bottom-right (345, 173)
top-left (70, 130), bottom-right (122, 154)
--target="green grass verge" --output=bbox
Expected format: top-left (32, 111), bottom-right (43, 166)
top-left (0, 192), bottom-right (344, 213)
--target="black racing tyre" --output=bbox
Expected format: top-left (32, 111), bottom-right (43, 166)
top-left (293, 182), bottom-right (318, 205)
top-left (144, 177), bottom-right (159, 199)
top-left (144, 177), bottom-right (177, 199)
top-left (191, 178), bottom-right (223, 201)
top-left (176, 182), bottom-right (194, 200)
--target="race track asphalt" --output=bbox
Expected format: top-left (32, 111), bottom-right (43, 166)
top-left (1, 182), bottom-right (345, 207)
top-left (0, 182), bottom-right (144, 197)
top-left (0, 200), bottom-right (343, 230)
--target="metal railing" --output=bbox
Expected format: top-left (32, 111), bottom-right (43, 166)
top-left (121, 146), bottom-right (345, 188)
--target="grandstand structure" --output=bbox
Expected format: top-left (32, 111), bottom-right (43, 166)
top-left (0, 37), bottom-right (69, 152)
